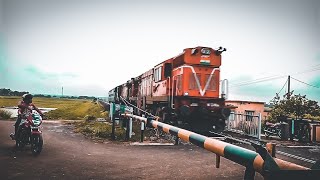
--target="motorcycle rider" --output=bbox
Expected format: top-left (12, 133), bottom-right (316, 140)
top-left (10, 93), bottom-right (43, 139)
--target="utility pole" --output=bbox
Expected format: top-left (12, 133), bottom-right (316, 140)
top-left (62, 86), bottom-right (64, 97)
top-left (287, 75), bottom-right (294, 141)
top-left (287, 76), bottom-right (290, 99)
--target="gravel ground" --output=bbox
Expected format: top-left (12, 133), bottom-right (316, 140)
top-left (0, 120), bottom-right (264, 180)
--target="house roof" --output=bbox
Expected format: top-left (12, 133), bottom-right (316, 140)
top-left (225, 100), bottom-right (265, 104)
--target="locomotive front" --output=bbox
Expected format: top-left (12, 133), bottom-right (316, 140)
top-left (168, 46), bottom-right (230, 133)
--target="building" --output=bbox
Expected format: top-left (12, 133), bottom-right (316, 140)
top-left (225, 100), bottom-right (270, 121)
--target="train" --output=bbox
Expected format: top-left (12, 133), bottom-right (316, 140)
top-left (108, 46), bottom-right (231, 133)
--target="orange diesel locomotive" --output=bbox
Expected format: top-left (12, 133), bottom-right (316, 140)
top-left (109, 46), bottom-right (230, 133)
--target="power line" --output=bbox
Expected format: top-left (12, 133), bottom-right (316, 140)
top-left (293, 66), bottom-right (320, 76)
top-left (291, 76), bottom-right (319, 89)
top-left (277, 78), bottom-right (288, 95)
top-left (229, 63), bottom-right (320, 88)
top-left (229, 75), bottom-right (287, 87)
top-left (269, 78), bottom-right (288, 104)
top-left (229, 74), bottom-right (284, 85)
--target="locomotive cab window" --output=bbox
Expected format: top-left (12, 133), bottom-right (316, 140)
top-left (201, 48), bottom-right (211, 55)
top-left (154, 66), bottom-right (162, 82)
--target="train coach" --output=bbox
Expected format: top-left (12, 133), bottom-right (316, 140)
top-left (108, 46), bottom-right (231, 133)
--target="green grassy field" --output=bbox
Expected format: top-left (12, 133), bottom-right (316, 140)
top-left (0, 96), bottom-right (146, 141)
top-left (0, 96), bottom-right (107, 120)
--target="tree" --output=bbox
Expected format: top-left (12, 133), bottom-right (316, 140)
top-left (0, 88), bottom-right (29, 96)
top-left (269, 92), bottom-right (320, 121)
top-left (0, 88), bottom-right (11, 96)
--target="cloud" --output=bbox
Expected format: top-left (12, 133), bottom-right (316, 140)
top-left (302, 76), bottom-right (320, 101)
top-left (229, 82), bottom-right (281, 102)
top-left (23, 66), bottom-right (78, 80)
top-left (1, 64), bottom-right (80, 95)
top-left (2, 0), bottom-right (320, 99)
top-left (0, 35), bottom-right (10, 86)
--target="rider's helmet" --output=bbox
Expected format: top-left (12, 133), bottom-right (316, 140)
top-left (22, 93), bottom-right (33, 104)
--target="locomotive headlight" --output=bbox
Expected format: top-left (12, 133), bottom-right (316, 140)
top-left (184, 92), bottom-right (189, 96)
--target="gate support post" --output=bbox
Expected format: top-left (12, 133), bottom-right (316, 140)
top-left (215, 154), bottom-right (221, 168)
top-left (175, 136), bottom-right (179, 145)
top-left (266, 143), bottom-right (276, 157)
top-left (125, 117), bottom-right (129, 141)
top-left (244, 166), bottom-right (255, 180)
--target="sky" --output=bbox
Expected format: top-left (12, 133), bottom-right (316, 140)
top-left (0, 0), bottom-right (319, 102)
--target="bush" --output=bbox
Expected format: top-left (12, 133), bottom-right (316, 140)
top-left (73, 121), bottom-right (128, 140)
top-left (84, 115), bottom-right (96, 122)
top-left (0, 109), bottom-right (12, 119)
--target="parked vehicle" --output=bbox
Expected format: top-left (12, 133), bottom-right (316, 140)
top-left (264, 122), bottom-right (285, 139)
top-left (12, 112), bottom-right (43, 155)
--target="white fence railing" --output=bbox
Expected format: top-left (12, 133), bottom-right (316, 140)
top-left (226, 112), bottom-right (261, 140)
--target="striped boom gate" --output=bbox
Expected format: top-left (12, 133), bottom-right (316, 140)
top-left (122, 113), bottom-right (319, 179)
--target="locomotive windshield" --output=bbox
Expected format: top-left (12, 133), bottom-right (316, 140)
top-left (201, 48), bottom-right (211, 55)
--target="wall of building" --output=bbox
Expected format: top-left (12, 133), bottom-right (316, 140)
top-left (226, 100), bottom-right (269, 121)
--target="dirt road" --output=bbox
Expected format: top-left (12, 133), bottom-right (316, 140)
top-left (0, 120), bottom-right (266, 179)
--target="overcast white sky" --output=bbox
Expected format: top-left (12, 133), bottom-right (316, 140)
top-left (0, 0), bottom-right (319, 102)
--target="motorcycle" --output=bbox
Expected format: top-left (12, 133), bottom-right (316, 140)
top-left (11, 112), bottom-right (43, 155)
top-left (264, 122), bottom-right (284, 139)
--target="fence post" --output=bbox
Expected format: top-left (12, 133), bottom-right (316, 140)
top-left (291, 119), bottom-right (294, 141)
top-left (125, 117), bottom-right (129, 141)
top-left (140, 114), bottom-right (145, 142)
top-left (111, 103), bottom-right (116, 140)
top-left (227, 112), bottom-right (231, 130)
top-left (257, 113), bottom-right (262, 140)
top-left (129, 117), bottom-right (132, 139)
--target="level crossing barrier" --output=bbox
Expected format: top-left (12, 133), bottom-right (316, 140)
top-left (122, 113), bottom-right (319, 179)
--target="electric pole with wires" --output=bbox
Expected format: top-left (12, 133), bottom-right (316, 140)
top-left (287, 76), bottom-right (290, 99)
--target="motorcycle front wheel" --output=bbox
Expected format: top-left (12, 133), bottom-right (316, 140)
top-left (15, 128), bottom-right (27, 150)
top-left (31, 134), bottom-right (43, 156)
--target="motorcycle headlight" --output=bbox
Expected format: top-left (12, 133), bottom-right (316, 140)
top-left (32, 120), bottom-right (41, 126)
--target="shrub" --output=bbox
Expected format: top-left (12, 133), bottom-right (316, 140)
top-left (0, 109), bottom-right (12, 119)
top-left (84, 115), bottom-right (96, 122)
top-left (73, 121), bottom-right (128, 140)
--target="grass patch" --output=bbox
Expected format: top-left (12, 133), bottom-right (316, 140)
top-left (0, 109), bottom-right (12, 120)
top-left (73, 121), bottom-right (126, 140)
top-left (46, 100), bottom-right (106, 120)
top-left (0, 96), bottom-right (107, 120)
top-left (73, 120), bottom-right (143, 141)
top-left (0, 96), bottom-right (21, 107)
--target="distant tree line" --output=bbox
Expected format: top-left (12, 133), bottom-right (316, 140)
top-left (0, 88), bottom-right (29, 96)
top-left (59, 95), bottom-right (97, 100)
top-left (0, 88), bottom-right (98, 100)
top-left (33, 94), bottom-right (52, 98)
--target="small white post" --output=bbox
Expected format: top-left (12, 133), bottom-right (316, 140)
top-left (129, 117), bottom-right (132, 138)
top-left (258, 113), bottom-right (262, 140)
